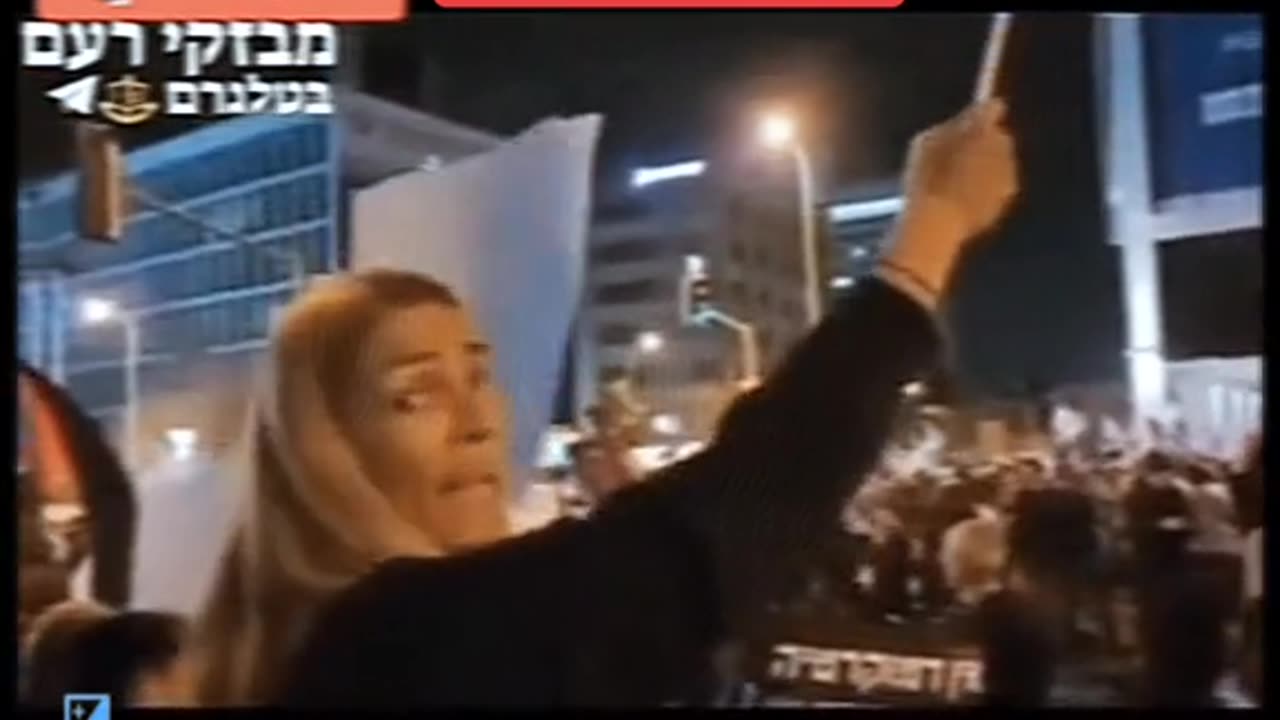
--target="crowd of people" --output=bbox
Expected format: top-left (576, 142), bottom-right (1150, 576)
top-left (726, 441), bottom-right (1264, 707)
top-left (15, 99), bottom-right (1263, 708)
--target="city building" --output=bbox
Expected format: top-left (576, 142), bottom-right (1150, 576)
top-left (576, 163), bottom-right (736, 440)
top-left (17, 93), bottom-right (501, 465)
top-left (1094, 14), bottom-right (1262, 454)
top-left (18, 114), bottom-right (340, 454)
top-left (711, 173), bottom-right (902, 374)
top-left (709, 161), bottom-right (812, 376)
top-left (576, 152), bottom-right (905, 441)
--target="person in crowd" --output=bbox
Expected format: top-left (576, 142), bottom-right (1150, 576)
top-left (23, 601), bottom-right (190, 707)
top-left (1239, 598), bottom-right (1263, 706)
top-left (984, 509), bottom-right (1066, 706)
top-left (99, 612), bottom-right (194, 706)
top-left (939, 512), bottom-right (1006, 607)
top-left (1230, 436), bottom-right (1263, 535)
top-left (1138, 570), bottom-right (1231, 707)
top-left (737, 507), bottom-right (1026, 707)
top-left (20, 564), bottom-right (71, 642)
top-left (569, 437), bottom-right (637, 505)
top-left (1009, 468), bottom-right (1100, 654)
top-left (19, 477), bottom-right (70, 639)
top-left (943, 510), bottom-right (1057, 706)
top-left (868, 512), bottom-right (913, 620)
top-left (190, 99), bottom-right (1016, 706)
top-left (1236, 444), bottom-right (1263, 706)
top-left (21, 600), bottom-right (113, 704)
top-left (1124, 453), bottom-right (1194, 589)
top-left (1187, 481), bottom-right (1245, 617)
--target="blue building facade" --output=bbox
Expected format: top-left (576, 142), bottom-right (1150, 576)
top-left (18, 114), bottom-right (340, 430)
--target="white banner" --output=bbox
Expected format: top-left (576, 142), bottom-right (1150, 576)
top-left (352, 115), bottom-right (602, 485)
top-left (130, 455), bottom-right (243, 616)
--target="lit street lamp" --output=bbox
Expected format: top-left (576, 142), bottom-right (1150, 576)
top-left (636, 331), bottom-right (665, 356)
top-left (79, 297), bottom-right (140, 472)
top-left (165, 427), bottom-right (198, 461)
top-left (626, 330), bottom-right (665, 393)
top-left (760, 115), bottom-right (796, 148)
top-left (759, 111), bottom-right (821, 329)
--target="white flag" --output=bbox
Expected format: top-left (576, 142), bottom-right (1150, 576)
top-left (352, 116), bottom-right (602, 486)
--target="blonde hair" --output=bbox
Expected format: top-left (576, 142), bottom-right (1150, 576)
top-left (192, 270), bottom-right (460, 705)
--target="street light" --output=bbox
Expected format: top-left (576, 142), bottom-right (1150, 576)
top-left (627, 330), bottom-right (665, 393)
top-left (165, 427), bottom-right (198, 461)
top-left (758, 111), bottom-right (821, 329)
top-left (759, 114), bottom-right (797, 149)
top-left (80, 297), bottom-right (118, 325)
top-left (636, 331), bottom-right (665, 356)
top-left (79, 297), bottom-right (140, 472)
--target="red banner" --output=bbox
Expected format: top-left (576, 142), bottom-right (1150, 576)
top-left (40, 0), bottom-right (898, 18)
top-left (438, 0), bottom-right (899, 6)
top-left (37, 0), bottom-right (407, 21)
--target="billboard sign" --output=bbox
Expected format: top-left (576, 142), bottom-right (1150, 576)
top-left (1142, 14), bottom-right (1263, 202)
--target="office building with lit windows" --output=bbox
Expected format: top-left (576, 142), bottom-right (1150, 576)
top-left (18, 115), bottom-right (339, 436)
top-left (17, 93), bottom-right (499, 460)
top-left (577, 164), bottom-right (737, 440)
top-left (709, 172), bottom-right (902, 377)
top-left (576, 158), bottom-right (904, 440)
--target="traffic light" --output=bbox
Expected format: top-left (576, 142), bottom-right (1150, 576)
top-left (678, 254), bottom-right (713, 326)
top-left (75, 123), bottom-right (127, 243)
top-left (679, 273), bottom-right (715, 325)
top-left (689, 276), bottom-right (713, 320)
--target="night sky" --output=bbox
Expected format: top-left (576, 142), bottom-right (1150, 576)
top-left (22, 12), bottom-right (1253, 398)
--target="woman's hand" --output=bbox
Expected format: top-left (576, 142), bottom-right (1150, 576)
top-left (878, 99), bottom-right (1019, 310)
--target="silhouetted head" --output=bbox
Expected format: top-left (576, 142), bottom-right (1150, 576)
top-left (25, 607), bottom-right (190, 707)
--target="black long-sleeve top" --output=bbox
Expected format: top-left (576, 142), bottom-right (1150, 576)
top-left (280, 277), bottom-right (940, 707)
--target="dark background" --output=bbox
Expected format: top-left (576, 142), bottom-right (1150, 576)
top-left (18, 12), bottom-right (1261, 398)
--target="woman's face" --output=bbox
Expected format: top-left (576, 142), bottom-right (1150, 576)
top-left (344, 301), bottom-right (512, 553)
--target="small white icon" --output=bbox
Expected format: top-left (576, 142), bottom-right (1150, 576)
top-left (104, 0), bottom-right (133, 6)
top-left (46, 75), bottom-right (100, 115)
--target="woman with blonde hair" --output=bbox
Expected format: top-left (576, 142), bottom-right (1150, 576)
top-left (193, 272), bottom-right (502, 703)
top-left (199, 99), bottom-right (1018, 706)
